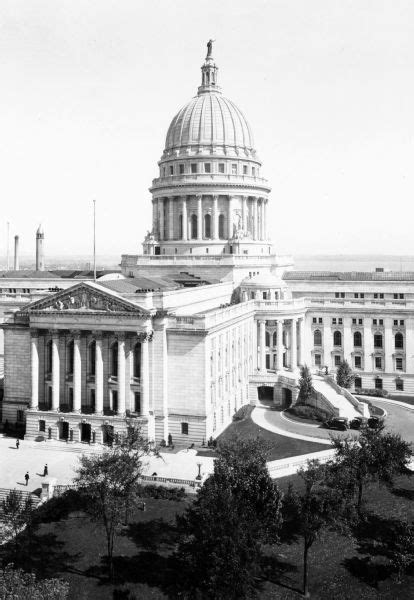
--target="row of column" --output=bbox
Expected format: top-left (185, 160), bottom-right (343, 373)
top-left (30, 330), bottom-right (151, 417)
top-left (154, 195), bottom-right (268, 242)
top-left (257, 317), bottom-right (305, 373)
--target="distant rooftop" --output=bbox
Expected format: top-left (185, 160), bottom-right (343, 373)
top-left (0, 269), bottom-right (121, 280)
top-left (283, 271), bottom-right (414, 282)
top-left (100, 272), bottom-right (216, 294)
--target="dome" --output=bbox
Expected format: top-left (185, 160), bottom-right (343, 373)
top-left (241, 273), bottom-right (286, 288)
top-left (165, 92), bottom-right (255, 154)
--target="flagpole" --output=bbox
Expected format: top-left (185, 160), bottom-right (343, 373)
top-left (6, 221), bottom-right (10, 271)
top-left (93, 200), bottom-right (96, 282)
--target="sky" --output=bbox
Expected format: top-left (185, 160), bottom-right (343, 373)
top-left (1, 0), bottom-right (414, 261)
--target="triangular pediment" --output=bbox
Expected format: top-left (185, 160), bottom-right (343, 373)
top-left (22, 282), bottom-right (150, 316)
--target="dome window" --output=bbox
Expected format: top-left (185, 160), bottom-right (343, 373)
top-left (218, 163), bottom-right (225, 173)
top-left (243, 165), bottom-right (248, 175)
top-left (204, 163), bottom-right (211, 173)
top-left (252, 167), bottom-right (256, 176)
top-left (191, 163), bottom-right (197, 174)
top-left (179, 164), bottom-right (184, 174)
top-left (169, 165), bottom-right (174, 175)
top-left (231, 164), bottom-right (237, 175)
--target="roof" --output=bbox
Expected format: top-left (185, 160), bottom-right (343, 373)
top-left (242, 273), bottom-right (286, 287)
top-left (283, 271), bottom-right (414, 282)
top-left (100, 272), bottom-right (216, 294)
top-left (0, 270), bottom-right (57, 279)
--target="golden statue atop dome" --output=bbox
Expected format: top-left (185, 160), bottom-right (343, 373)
top-left (206, 39), bottom-right (215, 59)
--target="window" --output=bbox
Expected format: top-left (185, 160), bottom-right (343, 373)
top-left (67, 340), bottom-right (74, 375)
top-left (374, 334), bottom-right (383, 348)
top-left (315, 354), bottom-right (321, 367)
top-left (379, 319), bottom-right (383, 326)
top-left (179, 164), bottom-right (184, 174)
top-left (133, 342), bottom-right (141, 378)
top-left (204, 163), bottom-right (211, 173)
top-left (375, 356), bottom-right (382, 369)
top-left (191, 163), bottom-right (197, 174)
top-left (243, 165), bottom-right (248, 175)
top-left (204, 213), bottom-right (211, 238)
top-left (373, 319), bottom-right (377, 325)
top-left (352, 318), bottom-right (356, 324)
top-left (273, 332), bottom-right (277, 346)
top-left (396, 379), bottom-right (404, 391)
top-left (374, 294), bottom-right (378, 299)
top-left (334, 355), bottom-right (341, 367)
top-left (354, 376), bottom-right (362, 388)
top-left (394, 320), bottom-right (398, 326)
top-left (338, 318), bottom-right (343, 325)
top-left (46, 340), bottom-right (52, 374)
top-left (191, 214), bottom-right (198, 239)
top-left (218, 214), bottom-right (225, 239)
top-left (17, 410), bottom-right (24, 422)
top-left (332, 318), bottom-right (337, 325)
top-left (395, 332), bottom-right (404, 349)
top-left (333, 331), bottom-right (342, 346)
top-left (110, 342), bottom-right (118, 377)
top-left (252, 167), bottom-right (256, 176)
top-left (231, 164), bottom-right (237, 175)
top-left (134, 392), bottom-right (141, 414)
top-left (39, 420), bottom-right (46, 432)
top-left (400, 320), bottom-right (405, 326)
top-left (375, 378), bottom-right (383, 390)
top-left (265, 331), bottom-right (270, 347)
top-left (359, 319), bottom-right (363, 325)
top-left (88, 341), bottom-right (96, 375)
top-left (263, 292), bottom-right (267, 300)
top-left (218, 163), bottom-right (225, 173)
top-left (314, 330), bottom-right (322, 346)
top-left (354, 356), bottom-right (362, 369)
top-left (181, 422), bottom-right (189, 435)
top-left (313, 317), bottom-right (317, 323)
top-left (380, 294), bottom-right (384, 299)
top-left (400, 294), bottom-right (404, 299)
top-left (169, 165), bottom-right (173, 175)
top-left (396, 357), bottom-right (403, 371)
top-left (353, 331), bottom-right (362, 347)
top-left (318, 318), bottom-right (323, 324)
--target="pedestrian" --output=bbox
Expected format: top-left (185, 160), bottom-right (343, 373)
top-left (24, 472), bottom-right (29, 486)
top-left (43, 464), bottom-right (48, 477)
top-left (15, 439), bottom-right (19, 450)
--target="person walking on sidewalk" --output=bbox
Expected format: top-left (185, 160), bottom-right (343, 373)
top-left (43, 464), bottom-right (48, 477)
top-left (24, 472), bottom-right (29, 486)
top-left (15, 439), bottom-right (19, 450)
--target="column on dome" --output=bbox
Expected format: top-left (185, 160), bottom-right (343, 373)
top-left (227, 196), bottom-right (233, 239)
top-left (276, 319), bottom-right (284, 371)
top-left (252, 198), bottom-right (258, 240)
top-left (117, 333), bottom-right (126, 415)
top-left (159, 198), bottom-right (164, 241)
top-left (181, 196), bottom-right (187, 241)
top-left (290, 319), bottom-right (298, 371)
top-left (259, 319), bottom-right (266, 371)
top-left (242, 196), bottom-right (248, 233)
top-left (212, 195), bottom-right (218, 239)
top-left (95, 333), bottom-right (104, 414)
top-left (30, 330), bottom-right (39, 409)
top-left (152, 199), bottom-right (158, 238)
top-left (51, 332), bottom-right (60, 411)
top-left (168, 197), bottom-right (174, 240)
top-left (72, 331), bottom-right (82, 412)
top-left (260, 199), bottom-right (265, 240)
top-left (197, 195), bottom-right (202, 240)
top-left (263, 199), bottom-right (268, 240)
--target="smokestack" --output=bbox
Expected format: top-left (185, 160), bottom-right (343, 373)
top-left (14, 235), bottom-right (19, 271)
top-left (36, 224), bottom-right (45, 271)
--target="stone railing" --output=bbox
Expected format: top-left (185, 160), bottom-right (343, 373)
top-left (324, 376), bottom-right (369, 417)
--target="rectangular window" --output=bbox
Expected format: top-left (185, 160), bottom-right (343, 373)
top-left (352, 318), bottom-right (356, 325)
top-left (394, 320), bottom-right (398, 326)
top-left (313, 317), bottom-right (317, 323)
top-left (243, 165), bottom-right (248, 175)
top-left (400, 294), bottom-right (404, 299)
top-left (400, 320), bottom-right (405, 326)
top-left (354, 377), bottom-right (362, 388)
top-left (379, 319), bottom-right (383, 326)
top-left (218, 163), bottom-right (225, 173)
top-left (332, 318), bottom-right (337, 324)
top-left (335, 293), bottom-right (340, 298)
top-left (191, 163), bottom-right (197, 174)
top-left (375, 378), bottom-right (383, 390)
top-left (361, 293), bottom-right (365, 298)
top-left (334, 355), bottom-right (341, 366)
top-left (179, 164), bottom-right (184, 174)
top-left (169, 165), bottom-right (173, 175)
top-left (396, 357), bottom-right (403, 371)
top-left (338, 318), bottom-right (343, 325)
top-left (380, 294), bottom-right (384, 299)
top-left (375, 356), bottom-right (382, 369)
top-left (231, 164), bottom-right (237, 175)
top-left (359, 318), bottom-right (363, 325)
top-left (204, 163), bottom-right (211, 173)
top-left (374, 293), bottom-right (378, 299)
top-left (315, 354), bottom-right (321, 366)
top-left (374, 334), bottom-right (383, 348)
top-left (181, 422), bottom-right (189, 435)
top-left (318, 318), bottom-right (323, 324)
top-left (394, 294), bottom-right (398, 299)
top-left (373, 319), bottom-right (377, 325)
top-left (17, 410), bottom-right (24, 423)
top-left (134, 392), bottom-right (141, 414)
top-left (354, 293), bottom-right (358, 298)
top-left (354, 356), bottom-right (362, 369)
top-left (39, 420), bottom-right (46, 432)
top-left (396, 379), bottom-right (404, 391)
top-left (252, 166), bottom-right (256, 176)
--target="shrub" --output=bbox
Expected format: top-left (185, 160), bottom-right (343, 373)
top-left (136, 484), bottom-right (186, 501)
top-left (355, 388), bottom-right (389, 398)
top-left (286, 404), bottom-right (332, 423)
top-left (232, 405), bottom-right (252, 421)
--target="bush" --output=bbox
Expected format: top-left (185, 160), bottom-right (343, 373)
top-left (355, 388), bottom-right (389, 398)
top-left (232, 405), bottom-right (252, 421)
top-left (285, 404), bottom-right (332, 423)
top-left (136, 484), bottom-right (186, 501)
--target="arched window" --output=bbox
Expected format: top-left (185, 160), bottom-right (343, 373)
top-left (353, 331), bottom-right (362, 347)
top-left (204, 213), bottom-right (211, 238)
top-left (179, 214), bottom-right (183, 239)
top-left (46, 340), bottom-right (52, 374)
top-left (67, 340), bottom-right (74, 374)
top-left (314, 329), bottom-right (322, 346)
top-left (88, 340), bottom-right (96, 375)
top-left (333, 331), bottom-right (342, 347)
top-left (265, 331), bottom-right (270, 347)
top-left (218, 214), bottom-right (225, 239)
top-left (133, 342), bottom-right (141, 379)
top-left (374, 334), bottom-right (383, 349)
top-left (191, 214), bottom-right (197, 239)
top-left (282, 331), bottom-right (287, 346)
top-left (110, 342), bottom-right (118, 377)
top-left (395, 332), bottom-right (404, 349)
top-left (273, 332), bottom-right (277, 346)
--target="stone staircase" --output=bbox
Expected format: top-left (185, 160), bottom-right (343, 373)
top-left (0, 488), bottom-right (41, 517)
top-left (312, 377), bottom-right (360, 419)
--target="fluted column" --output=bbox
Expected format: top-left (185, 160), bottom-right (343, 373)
top-left (260, 199), bottom-right (265, 240)
top-left (228, 196), bottom-right (233, 239)
top-left (95, 333), bottom-right (103, 414)
top-left (159, 198), bottom-right (164, 241)
top-left (276, 319), bottom-right (284, 371)
top-left (242, 196), bottom-right (248, 233)
top-left (30, 330), bottom-right (39, 409)
top-left (181, 196), bottom-right (187, 241)
top-left (141, 331), bottom-right (152, 415)
top-left (72, 331), bottom-right (81, 412)
top-left (259, 319), bottom-right (266, 371)
top-left (291, 319), bottom-right (298, 371)
top-left (197, 195), bottom-right (202, 240)
top-left (263, 199), bottom-right (268, 240)
top-left (51, 332), bottom-right (60, 411)
top-left (168, 197), bottom-right (174, 240)
top-left (252, 198), bottom-right (258, 240)
top-left (212, 195), bottom-right (218, 239)
top-left (117, 334), bottom-right (126, 415)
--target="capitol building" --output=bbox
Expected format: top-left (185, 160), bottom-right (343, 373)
top-left (2, 42), bottom-right (414, 445)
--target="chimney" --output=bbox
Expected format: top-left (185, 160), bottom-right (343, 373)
top-left (36, 224), bottom-right (45, 271)
top-left (14, 235), bottom-right (19, 271)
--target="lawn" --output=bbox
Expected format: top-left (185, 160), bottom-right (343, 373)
top-left (1, 474), bottom-right (414, 599)
top-left (197, 407), bottom-right (327, 460)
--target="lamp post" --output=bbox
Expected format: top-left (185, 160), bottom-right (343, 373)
top-left (196, 462), bottom-right (202, 480)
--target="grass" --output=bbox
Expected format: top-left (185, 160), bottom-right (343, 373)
top-left (389, 394), bottom-right (414, 407)
top-left (2, 474), bottom-right (414, 599)
top-left (197, 407), bottom-right (327, 460)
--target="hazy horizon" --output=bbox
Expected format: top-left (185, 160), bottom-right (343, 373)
top-left (1, 1), bottom-right (414, 258)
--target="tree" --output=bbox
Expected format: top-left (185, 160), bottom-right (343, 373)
top-left (1, 490), bottom-right (35, 555)
top-left (0, 563), bottom-right (69, 599)
top-left (298, 364), bottom-right (313, 402)
top-left (336, 360), bottom-right (354, 389)
top-left (282, 460), bottom-right (347, 598)
top-left (75, 423), bottom-right (154, 580)
top-left (177, 436), bottom-right (283, 599)
top-left (331, 427), bottom-right (411, 513)
top-left (389, 522), bottom-right (414, 583)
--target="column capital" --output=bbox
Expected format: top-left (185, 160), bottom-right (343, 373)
top-left (139, 331), bottom-right (153, 343)
top-left (91, 330), bottom-right (103, 340)
top-left (212, 194), bottom-right (219, 201)
top-left (258, 319), bottom-right (266, 325)
top-left (70, 329), bottom-right (81, 339)
top-left (30, 329), bottom-right (39, 338)
top-left (116, 332), bottom-right (126, 342)
top-left (196, 193), bottom-right (203, 201)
